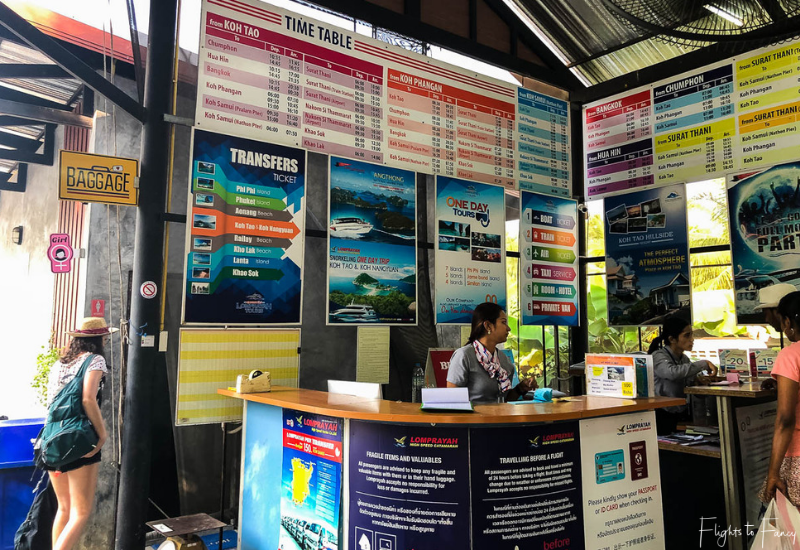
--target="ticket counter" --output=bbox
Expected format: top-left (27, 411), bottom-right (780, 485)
top-left (220, 387), bottom-right (683, 550)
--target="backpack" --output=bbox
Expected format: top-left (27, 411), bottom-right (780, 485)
top-left (34, 354), bottom-right (99, 469)
top-left (14, 473), bottom-right (58, 550)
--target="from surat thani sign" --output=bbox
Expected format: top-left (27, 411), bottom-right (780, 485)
top-left (59, 150), bottom-right (139, 205)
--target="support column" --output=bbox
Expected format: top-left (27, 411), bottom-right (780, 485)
top-left (114, 0), bottom-right (178, 548)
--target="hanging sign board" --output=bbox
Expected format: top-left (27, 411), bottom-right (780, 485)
top-left (58, 150), bottom-right (139, 205)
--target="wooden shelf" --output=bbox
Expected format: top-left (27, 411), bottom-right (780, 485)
top-left (658, 440), bottom-right (721, 459)
top-left (685, 381), bottom-right (775, 399)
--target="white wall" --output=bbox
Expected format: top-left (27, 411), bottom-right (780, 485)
top-left (0, 127), bottom-right (65, 419)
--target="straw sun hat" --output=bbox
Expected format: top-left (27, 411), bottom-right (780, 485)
top-left (67, 317), bottom-right (119, 338)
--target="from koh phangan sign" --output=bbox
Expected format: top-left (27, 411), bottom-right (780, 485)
top-left (58, 150), bottom-right (139, 206)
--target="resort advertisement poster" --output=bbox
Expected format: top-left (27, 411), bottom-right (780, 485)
top-left (520, 191), bottom-right (579, 326)
top-left (327, 157), bottom-right (417, 325)
top-left (348, 420), bottom-right (470, 550)
top-left (183, 129), bottom-right (305, 324)
top-left (604, 183), bottom-right (690, 326)
top-left (435, 176), bottom-right (506, 324)
top-left (279, 409), bottom-right (342, 550)
top-left (580, 411), bottom-right (665, 548)
top-left (727, 163), bottom-right (800, 324)
top-left (470, 423), bottom-right (584, 549)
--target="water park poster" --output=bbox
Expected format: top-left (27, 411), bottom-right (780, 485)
top-left (604, 183), bottom-right (690, 326)
top-left (728, 163), bottom-right (800, 324)
top-left (435, 176), bottom-right (506, 324)
top-left (183, 129), bottom-right (305, 324)
top-left (520, 191), bottom-right (579, 326)
top-left (280, 409), bottom-right (342, 550)
top-left (327, 157), bottom-right (418, 325)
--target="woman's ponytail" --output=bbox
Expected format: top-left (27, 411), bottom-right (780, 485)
top-left (647, 335), bottom-right (664, 355)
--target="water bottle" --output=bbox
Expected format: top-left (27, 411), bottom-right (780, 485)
top-left (412, 363), bottom-right (425, 403)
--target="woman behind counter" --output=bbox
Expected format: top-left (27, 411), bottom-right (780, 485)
top-left (763, 291), bottom-right (800, 504)
top-left (648, 316), bottom-right (717, 434)
top-left (446, 302), bottom-right (536, 403)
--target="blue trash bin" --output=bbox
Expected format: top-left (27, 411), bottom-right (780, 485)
top-left (0, 418), bottom-right (44, 550)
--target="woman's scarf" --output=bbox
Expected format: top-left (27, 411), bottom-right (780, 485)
top-left (472, 340), bottom-right (511, 392)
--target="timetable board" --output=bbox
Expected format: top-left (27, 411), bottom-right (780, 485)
top-left (196, 0), bottom-right (570, 195)
top-left (583, 37), bottom-right (800, 198)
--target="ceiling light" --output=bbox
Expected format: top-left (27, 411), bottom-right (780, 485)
top-left (704, 4), bottom-right (744, 26)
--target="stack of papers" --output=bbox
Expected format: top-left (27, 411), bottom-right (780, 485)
top-left (420, 388), bottom-right (473, 412)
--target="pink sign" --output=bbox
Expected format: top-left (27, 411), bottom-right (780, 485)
top-left (48, 234), bottom-right (73, 273)
top-left (91, 299), bottom-right (105, 318)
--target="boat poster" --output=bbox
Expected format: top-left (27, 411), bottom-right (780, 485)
top-left (520, 191), bottom-right (579, 326)
top-left (183, 129), bottom-right (305, 324)
top-left (435, 176), bottom-right (506, 324)
top-left (727, 162), bottom-right (800, 324)
top-left (280, 409), bottom-right (342, 550)
top-left (604, 183), bottom-right (690, 326)
top-left (327, 157), bottom-right (417, 325)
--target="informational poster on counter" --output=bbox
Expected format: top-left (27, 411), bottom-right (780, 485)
top-left (327, 157), bottom-right (417, 325)
top-left (183, 129), bottom-right (305, 324)
top-left (727, 163), bottom-right (800, 324)
top-left (604, 183), bottom-right (690, 326)
top-left (735, 401), bottom-right (777, 543)
top-left (580, 411), bottom-right (665, 549)
top-left (470, 423), bottom-right (584, 549)
top-left (280, 409), bottom-right (342, 550)
top-left (585, 354), bottom-right (653, 399)
top-left (349, 421), bottom-right (470, 550)
top-left (520, 191), bottom-right (579, 326)
top-left (435, 176), bottom-right (506, 324)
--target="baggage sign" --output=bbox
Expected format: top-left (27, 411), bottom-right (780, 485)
top-left (59, 150), bottom-right (139, 205)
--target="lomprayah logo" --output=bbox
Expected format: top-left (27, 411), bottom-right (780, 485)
top-left (529, 436), bottom-right (541, 448)
top-left (617, 425), bottom-right (627, 435)
top-left (394, 436), bottom-right (407, 448)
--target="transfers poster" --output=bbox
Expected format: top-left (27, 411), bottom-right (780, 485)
top-left (183, 129), bottom-right (305, 324)
top-left (470, 423), bottom-right (584, 549)
top-left (580, 411), bottom-right (665, 549)
top-left (435, 176), bottom-right (506, 324)
top-left (327, 158), bottom-right (417, 325)
top-left (348, 421), bottom-right (470, 550)
top-left (604, 184), bottom-right (690, 326)
top-left (280, 409), bottom-right (342, 550)
top-left (727, 163), bottom-right (800, 324)
top-left (520, 191), bottom-right (579, 326)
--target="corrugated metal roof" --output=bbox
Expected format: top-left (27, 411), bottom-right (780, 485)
top-left (516, 0), bottom-right (714, 86)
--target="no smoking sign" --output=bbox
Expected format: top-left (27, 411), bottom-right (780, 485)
top-left (140, 281), bottom-right (158, 299)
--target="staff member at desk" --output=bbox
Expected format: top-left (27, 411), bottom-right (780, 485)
top-left (762, 291), bottom-right (800, 505)
top-left (648, 316), bottom-right (717, 434)
top-left (447, 302), bottom-right (536, 403)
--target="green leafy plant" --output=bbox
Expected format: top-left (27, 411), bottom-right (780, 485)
top-left (32, 340), bottom-right (59, 407)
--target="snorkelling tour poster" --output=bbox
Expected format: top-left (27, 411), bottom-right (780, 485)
top-left (728, 163), bottom-right (800, 324)
top-left (183, 129), bottom-right (305, 324)
top-left (327, 157), bottom-right (418, 325)
top-left (604, 183), bottom-right (690, 326)
top-left (435, 176), bottom-right (506, 324)
top-left (280, 409), bottom-right (343, 550)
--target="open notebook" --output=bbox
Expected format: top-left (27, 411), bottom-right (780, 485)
top-left (420, 387), bottom-right (474, 412)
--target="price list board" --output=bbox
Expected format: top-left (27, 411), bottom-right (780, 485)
top-left (584, 91), bottom-right (653, 197)
top-left (736, 43), bottom-right (800, 168)
top-left (653, 65), bottom-right (736, 183)
top-left (517, 89), bottom-right (570, 197)
top-left (520, 192), bottom-right (578, 326)
top-left (196, 0), bottom-right (571, 194)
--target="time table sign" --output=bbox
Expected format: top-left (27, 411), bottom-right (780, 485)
top-left (196, 0), bottom-right (569, 194)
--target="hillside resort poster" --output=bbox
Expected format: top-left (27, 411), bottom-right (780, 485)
top-left (728, 163), bottom-right (800, 324)
top-left (327, 157), bottom-right (417, 325)
top-left (604, 183), bottom-right (690, 326)
top-left (183, 129), bottom-right (305, 324)
top-left (435, 176), bottom-right (506, 324)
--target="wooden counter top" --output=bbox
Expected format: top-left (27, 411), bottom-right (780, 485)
top-left (684, 381), bottom-right (776, 399)
top-left (218, 387), bottom-right (685, 424)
